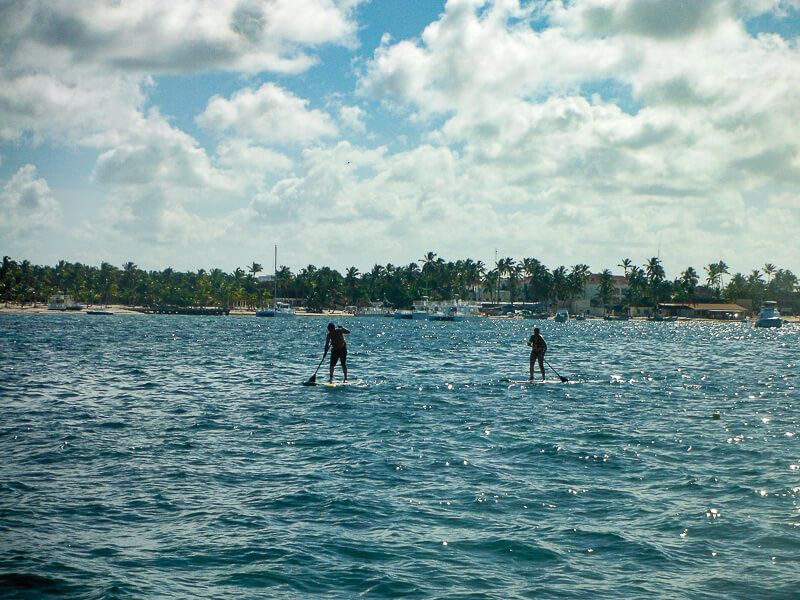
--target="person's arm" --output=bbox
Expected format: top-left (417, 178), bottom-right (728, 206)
top-left (527, 335), bottom-right (534, 347)
top-left (339, 327), bottom-right (351, 334)
top-left (324, 332), bottom-right (331, 354)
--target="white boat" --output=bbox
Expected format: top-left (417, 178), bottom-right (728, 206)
top-left (256, 301), bottom-right (295, 317)
top-left (48, 294), bottom-right (84, 311)
top-left (427, 301), bottom-right (482, 321)
top-left (755, 301), bottom-right (782, 328)
top-left (256, 245), bottom-right (295, 317)
top-left (554, 309), bottom-right (569, 322)
top-left (411, 297), bottom-right (432, 319)
top-left (446, 300), bottom-right (482, 319)
top-left (428, 306), bottom-right (462, 321)
top-left (396, 298), bottom-right (482, 321)
top-left (355, 303), bottom-right (390, 317)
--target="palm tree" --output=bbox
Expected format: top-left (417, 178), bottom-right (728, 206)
top-left (645, 257), bottom-right (665, 306)
top-left (345, 266), bottom-right (360, 304)
top-left (717, 261), bottom-right (729, 291)
top-left (763, 263), bottom-right (776, 283)
top-left (596, 269), bottom-right (615, 315)
top-left (419, 251), bottom-right (437, 296)
top-left (705, 261), bottom-right (728, 297)
top-left (482, 269), bottom-right (500, 304)
top-left (248, 262), bottom-right (263, 279)
top-left (120, 261), bottom-right (138, 305)
top-left (566, 264), bottom-right (590, 312)
top-left (618, 258), bottom-right (633, 277)
top-left (496, 257), bottom-right (516, 304)
top-left (521, 258), bottom-right (540, 301)
top-left (679, 267), bottom-right (699, 304)
top-left (550, 266), bottom-right (568, 308)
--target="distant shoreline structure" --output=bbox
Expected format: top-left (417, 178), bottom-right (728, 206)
top-left (1, 254), bottom-right (797, 317)
top-left (1, 302), bottom-right (798, 323)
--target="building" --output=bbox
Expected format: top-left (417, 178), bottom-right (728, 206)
top-left (574, 273), bottom-right (629, 316)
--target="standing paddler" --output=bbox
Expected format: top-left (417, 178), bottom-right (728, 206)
top-left (527, 327), bottom-right (547, 381)
top-left (325, 322), bottom-right (350, 383)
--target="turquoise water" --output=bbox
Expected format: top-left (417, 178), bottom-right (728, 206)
top-left (1, 314), bottom-right (798, 598)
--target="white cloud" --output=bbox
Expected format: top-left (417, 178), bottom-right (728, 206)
top-left (339, 105), bottom-right (366, 133)
top-left (0, 0), bottom-right (359, 144)
top-left (2, 0), bottom-right (359, 75)
top-left (349, 0), bottom-right (800, 273)
top-left (0, 164), bottom-right (60, 232)
top-left (93, 111), bottom-right (235, 190)
top-left (1, 0), bottom-right (799, 275)
top-left (197, 83), bottom-right (338, 144)
top-left (216, 139), bottom-right (293, 174)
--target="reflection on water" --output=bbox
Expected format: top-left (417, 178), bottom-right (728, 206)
top-left (1, 315), bottom-right (798, 597)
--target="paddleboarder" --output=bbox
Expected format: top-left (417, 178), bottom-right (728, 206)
top-left (325, 322), bottom-right (350, 383)
top-left (527, 327), bottom-right (547, 381)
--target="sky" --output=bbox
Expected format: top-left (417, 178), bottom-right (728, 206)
top-left (1, 0), bottom-right (799, 278)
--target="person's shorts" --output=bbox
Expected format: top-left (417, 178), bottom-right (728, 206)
top-left (330, 346), bottom-right (347, 365)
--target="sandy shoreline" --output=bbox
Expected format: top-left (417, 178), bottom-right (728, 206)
top-left (2, 303), bottom-right (796, 323)
top-left (0, 304), bottom-right (354, 317)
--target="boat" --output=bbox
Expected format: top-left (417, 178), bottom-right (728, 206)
top-left (411, 297), bottom-right (432, 319)
top-left (256, 245), bottom-right (295, 317)
top-left (48, 294), bottom-right (84, 311)
top-left (448, 300), bottom-right (482, 319)
top-left (256, 301), bottom-right (295, 317)
top-left (428, 300), bottom-right (482, 321)
top-left (522, 310), bottom-right (549, 319)
top-left (554, 310), bottom-right (569, 322)
top-left (755, 301), bottom-right (782, 328)
top-left (428, 305), bottom-right (462, 321)
top-left (86, 309), bottom-right (113, 315)
top-left (393, 310), bottom-right (414, 319)
top-left (355, 303), bottom-right (391, 317)
top-left (603, 314), bottom-right (629, 321)
top-left (147, 306), bottom-right (229, 316)
top-left (648, 313), bottom-right (678, 322)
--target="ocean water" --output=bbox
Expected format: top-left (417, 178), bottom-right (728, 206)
top-left (1, 314), bottom-right (798, 599)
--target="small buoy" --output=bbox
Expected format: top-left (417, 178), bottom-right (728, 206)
top-left (712, 411), bottom-right (721, 420)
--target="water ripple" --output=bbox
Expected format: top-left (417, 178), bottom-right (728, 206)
top-left (1, 315), bottom-right (798, 597)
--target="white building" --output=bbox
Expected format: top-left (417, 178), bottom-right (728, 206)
top-left (574, 273), bottom-right (629, 315)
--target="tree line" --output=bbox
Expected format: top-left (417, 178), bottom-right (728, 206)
top-left (1, 254), bottom-right (797, 312)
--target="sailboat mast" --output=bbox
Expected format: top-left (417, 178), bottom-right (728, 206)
top-left (274, 245), bottom-right (278, 305)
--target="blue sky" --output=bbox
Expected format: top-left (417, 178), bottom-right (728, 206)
top-left (1, 0), bottom-right (799, 277)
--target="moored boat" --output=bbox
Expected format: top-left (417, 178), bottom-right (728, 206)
top-left (256, 301), bottom-right (295, 317)
top-left (755, 301), bottom-right (782, 328)
top-left (48, 294), bottom-right (84, 311)
top-left (411, 297), bottom-right (432, 319)
top-left (256, 245), bottom-right (295, 317)
top-left (554, 310), bottom-right (569, 322)
top-left (355, 304), bottom-right (391, 317)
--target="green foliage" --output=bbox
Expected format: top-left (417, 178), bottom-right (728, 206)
top-left (1, 254), bottom-right (796, 312)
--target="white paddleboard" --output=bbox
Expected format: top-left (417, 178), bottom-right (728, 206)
top-left (317, 378), bottom-right (365, 388)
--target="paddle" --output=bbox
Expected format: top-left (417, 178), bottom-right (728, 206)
top-left (543, 357), bottom-right (569, 383)
top-left (303, 351), bottom-right (328, 386)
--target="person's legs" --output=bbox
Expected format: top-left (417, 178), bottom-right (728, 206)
top-left (538, 353), bottom-right (546, 380)
top-left (329, 351), bottom-right (337, 383)
top-left (341, 349), bottom-right (348, 381)
top-left (529, 353), bottom-right (535, 380)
